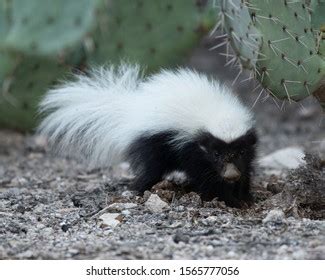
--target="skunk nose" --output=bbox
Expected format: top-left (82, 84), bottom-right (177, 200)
top-left (222, 163), bottom-right (241, 182)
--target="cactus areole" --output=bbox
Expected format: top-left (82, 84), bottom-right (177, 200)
top-left (215, 0), bottom-right (325, 111)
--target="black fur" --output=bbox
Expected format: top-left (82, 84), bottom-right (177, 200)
top-left (127, 129), bottom-right (257, 208)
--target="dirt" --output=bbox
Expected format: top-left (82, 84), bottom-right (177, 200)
top-left (0, 36), bottom-right (324, 259)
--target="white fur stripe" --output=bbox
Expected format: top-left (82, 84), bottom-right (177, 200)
top-left (38, 64), bottom-right (254, 167)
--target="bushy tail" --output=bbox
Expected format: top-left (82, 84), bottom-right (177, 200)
top-left (38, 64), bottom-right (142, 167)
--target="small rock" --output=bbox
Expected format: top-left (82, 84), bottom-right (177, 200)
top-left (151, 181), bottom-right (176, 202)
top-left (60, 223), bottom-right (70, 232)
top-left (174, 205), bottom-right (185, 212)
top-left (107, 202), bottom-right (137, 211)
top-left (121, 190), bottom-right (134, 198)
top-left (98, 213), bottom-right (122, 228)
top-left (173, 231), bottom-right (190, 244)
top-left (263, 209), bottom-right (286, 224)
top-left (121, 210), bottom-right (131, 216)
top-left (202, 216), bottom-right (219, 226)
top-left (145, 194), bottom-right (169, 213)
top-left (68, 248), bottom-right (79, 256)
top-left (259, 147), bottom-right (306, 175)
top-left (227, 251), bottom-right (237, 258)
top-left (142, 191), bottom-right (152, 202)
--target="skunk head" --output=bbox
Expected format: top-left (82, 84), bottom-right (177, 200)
top-left (197, 128), bottom-right (257, 183)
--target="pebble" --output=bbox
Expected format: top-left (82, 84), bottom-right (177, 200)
top-left (98, 213), bottom-right (122, 228)
top-left (259, 146), bottom-right (306, 175)
top-left (263, 209), bottom-right (286, 224)
top-left (107, 202), bottom-right (137, 211)
top-left (121, 190), bottom-right (134, 198)
top-left (174, 205), bottom-right (185, 212)
top-left (145, 194), bottom-right (169, 213)
top-left (121, 210), bottom-right (131, 216)
top-left (173, 231), bottom-right (190, 244)
top-left (227, 251), bottom-right (237, 258)
top-left (202, 216), bottom-right (219, 226)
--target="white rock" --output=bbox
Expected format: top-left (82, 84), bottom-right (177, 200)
top-left (98, 213), bottom-right (121, 228)
top-left (145, 194), bottom-right (169, 213)
top-left (202, 216), bottom-right (219, 226)
top-left (259, 146), bottom-right (306, 175)
top-left (227, 251), bottom-right (237, 258)
top-left (107, 203), bottom-right (137, 211)
top-left (121, 210), bottom-right (131, 216)
top-left (263, 209), bottom-right (285, 224)
top-left (121, 190), bottom-right (134, 198)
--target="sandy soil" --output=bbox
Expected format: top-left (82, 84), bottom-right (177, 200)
top-left (0, 37), bottom-right (324, 259)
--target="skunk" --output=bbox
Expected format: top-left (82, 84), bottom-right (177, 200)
top-left (38, 64), bottom-right (257, 207)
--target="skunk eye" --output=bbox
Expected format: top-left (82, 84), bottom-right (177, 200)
top-left (239, 150), bottom-right (245, 155)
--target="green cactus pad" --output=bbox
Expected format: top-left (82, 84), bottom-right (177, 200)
top-left (0, 56), bottom-right (70, 130)
top-left (2, 0), bottom-right (100, 56)
top-left (248, 0), bottom-right (324, 101)
top-left (218, 0), bottom-right (261, 70)
top-left (217, 0), bottom-right (325, 107)
top-left (310, 0), bottom-right (325, 56)
top-left (89, 0), bottom-right (215, 71)
top-left (0, 52), bottom-right (16, 81)
top-left (0, 1), bottom-right (11, 47)
top-left (310, 0), bottom-right (325, 32)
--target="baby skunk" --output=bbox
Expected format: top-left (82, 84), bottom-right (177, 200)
top-left (39, 64), bottom-right (257, 207)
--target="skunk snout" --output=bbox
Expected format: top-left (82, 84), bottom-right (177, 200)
top-left (221, 163), bottom-right (241, 182)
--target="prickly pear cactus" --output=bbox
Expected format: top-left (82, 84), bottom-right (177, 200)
top-left (2, 0), bottom-right (100, 55)
top-left (216, 0), bottom-right (261, 70)
top-left (310, 0), bottom-right (325, 56)
top-left (250, 0), bottom-right (324, 101)
top-left (215, 0), bottom-right (325, 109)
top-left (0, 55), bottom-right (70, 130)
top-left (0, 1), bottom-right (9, 45)
top-left (89, 0), bottom-right (215, 71)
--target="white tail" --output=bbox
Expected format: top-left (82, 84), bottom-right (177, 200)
top-left (38, 64), bottom-right (143, 166)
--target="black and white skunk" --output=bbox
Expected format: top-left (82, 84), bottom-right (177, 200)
top-left (39, 64), bottom-right (257, 207)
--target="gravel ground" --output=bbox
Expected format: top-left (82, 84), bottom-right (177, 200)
top-left (0, 38), bottom-right (325, 259)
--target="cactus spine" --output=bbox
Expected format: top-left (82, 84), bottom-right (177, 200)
top-left (215, 0), bottom-right (325, 109)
